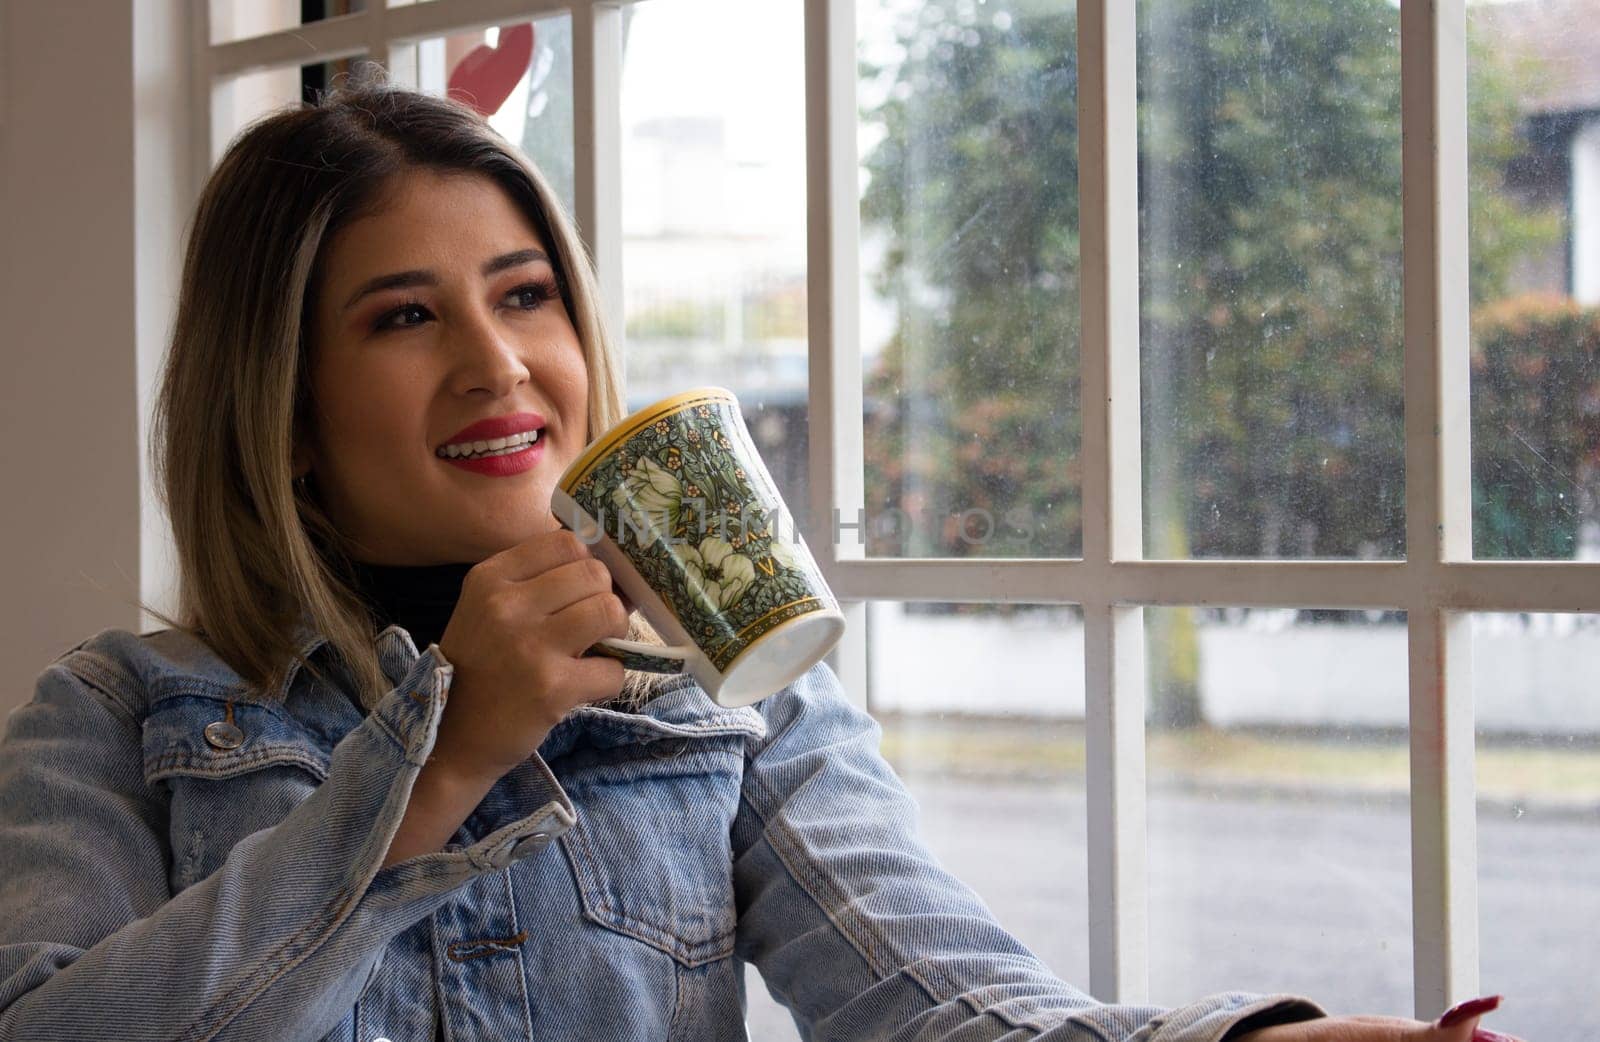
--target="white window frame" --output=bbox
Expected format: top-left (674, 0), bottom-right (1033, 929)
top-left (189, 0), bottom-right (1600, 1019)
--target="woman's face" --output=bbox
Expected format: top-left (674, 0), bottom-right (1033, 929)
top-left (299, 169), bottom-right (590, 565)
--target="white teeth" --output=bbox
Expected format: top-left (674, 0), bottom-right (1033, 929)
top-left (438, 429), bottom-right (541, 459)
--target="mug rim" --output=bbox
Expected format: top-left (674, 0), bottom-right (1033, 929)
top-left (713, 606), bottom-right (847, 707)
top-left (559, 385), bottom-right (738, 493)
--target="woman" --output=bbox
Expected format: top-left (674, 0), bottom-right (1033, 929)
top-left (0, 74), bottom-right (1519, 1042)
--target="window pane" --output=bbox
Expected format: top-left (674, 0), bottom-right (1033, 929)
top-left (391, 17), bottom-right (575, 217)
top-left (859, 1), bottom-right (1082, 559)
top-left (1145, 607), bottom-right (1412, 1008)
top-left (210, 0), bottom-right (362, 46)
top-left (213, 59), bottom-right (357, 164)
top-left (1468, 4), bottom-right (1600, 561)
top-left (620, 0), bottom-right (810, 520)
top-left (1139, 2), bottom-right (1405, 560)
top-left (870, 601), bottom-right (1089, 980)
top-left (1472, 613), bottom-right (1600, 1041)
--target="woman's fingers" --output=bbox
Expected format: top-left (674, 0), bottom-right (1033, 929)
top-left (1431, 995), bottom-right (1525, 1042)
top-left (1233, 1014), bottom-right (1430, 1041)
top-left (1438, 997), bottom-right (1502, 1029)
top-left (1232, 1007), bottom-right (1525, 1042)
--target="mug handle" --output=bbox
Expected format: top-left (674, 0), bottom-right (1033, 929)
top-left (582, 638), bottom-right (694, 675)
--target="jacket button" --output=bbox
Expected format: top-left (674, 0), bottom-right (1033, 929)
top-left (651, 738), bottom-right (689, 759)
top-left (203, 720), bottom-right (245, 751)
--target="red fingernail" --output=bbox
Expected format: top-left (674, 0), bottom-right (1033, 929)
top-left (1438, 995), bottom-right (1501, 1028)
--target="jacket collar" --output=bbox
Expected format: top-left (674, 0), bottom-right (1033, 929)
top-left (284, 611), bottom-right (428, 691)
top-left (279, 609), bottom-right (414, 699)
top-left (136, 611), bottom-right (357, 706)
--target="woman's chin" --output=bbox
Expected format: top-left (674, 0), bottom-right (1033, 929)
top-left (470, 517), bottom-right (567, 558)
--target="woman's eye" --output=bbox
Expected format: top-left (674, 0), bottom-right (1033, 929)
top-left (371, 281), bottom-right (554, 334)
top-left (375, 302), bottom-right (430, 332)
top-left (507, 281), bottom-right (557, 310)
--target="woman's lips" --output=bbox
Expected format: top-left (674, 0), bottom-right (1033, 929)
top-left (439, 438), bottom-right (544, 476)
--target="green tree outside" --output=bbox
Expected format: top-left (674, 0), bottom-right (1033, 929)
top-left (859, 0), bottom-right (1561, 726)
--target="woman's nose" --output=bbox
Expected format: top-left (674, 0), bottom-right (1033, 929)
top-left (448, 306), bottom-right (529, 396)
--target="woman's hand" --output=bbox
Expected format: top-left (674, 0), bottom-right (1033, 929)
top-left (433, 529), bottom-right (632, 784)
top-left (1233, 995), bottom-right (1524, 1042)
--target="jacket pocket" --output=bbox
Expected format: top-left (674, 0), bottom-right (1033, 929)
top-left (557, 737), bottom-right (746, 968)
top-left (142, 692), bottom-right (333, 893)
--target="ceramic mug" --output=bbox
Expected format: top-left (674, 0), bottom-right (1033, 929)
top-left (550, 387), bottom-right (846, 708)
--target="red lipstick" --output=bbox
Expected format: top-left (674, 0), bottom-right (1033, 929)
top-left (438, 411), bottom-right (545, 448)
top-left (436, 410), bottom-right (547, 477)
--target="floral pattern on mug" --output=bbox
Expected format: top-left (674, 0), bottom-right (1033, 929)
top-left (564, 391), bottom-right (835, 672)
top-left (682, 536), bottom-right (756, 613)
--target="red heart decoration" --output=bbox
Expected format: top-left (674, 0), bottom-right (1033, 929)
top-left (447, 23), bottom-right (535, 118)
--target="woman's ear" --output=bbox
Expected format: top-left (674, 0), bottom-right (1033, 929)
top-left (291, 443), bottom-right (315, 481)
top-left (291, 410), bottom-right (319, 480)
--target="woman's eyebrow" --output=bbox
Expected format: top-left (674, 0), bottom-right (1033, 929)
top-left (341, 248), bottom-right (552, 310)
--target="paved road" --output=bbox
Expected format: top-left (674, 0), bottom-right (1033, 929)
top-left (743, 775), bottom-right (1597, 1041)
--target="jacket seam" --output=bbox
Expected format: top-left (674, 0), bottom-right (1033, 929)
top-left (737, 789), bottom-right (900, 986)
top-left (666, 932), bottom-right (687, 1042)
top-left (559, 819), bottom-right (734, 968)
top-left (738, 697), bottom-right (1019, 1025)
top-left (147, 679), bottom-right (286, 712)
top-left (176, 877), bottom-right (359, 1042)
top-left (175, 706), bottom-right (422, 1038)
top-left (144, 746), bottom-right (330, 782)
top-left (742, 785), bottom-right (1064, 1033)
top-left (52, 656), bottom-right (144, 726)
top-left (494, 868), bottom-right (538, 1040)
top-left (174, 737), bottom-right (416, 1042)
top-left (368, 710), bottom-right (416, 760)
top-left (738, 698), bottom-right (901, 978)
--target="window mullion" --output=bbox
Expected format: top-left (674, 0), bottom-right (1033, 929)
top-left (805, 0), bottom-right (869, 703)
top-left (571, 2), bottom-right (626, 363)
top-left (804, 0), bottom-right (864, 575)
top-left (1084, 604), bottom-right (1149, 1002)
top-left (1400, 0), bottom-right (1478, 1017)
top-left (1407, 610), bottom-right (1479, 1018)
top-left (1079, 0), bottom-right (1147, 1003)
top-left (1078, 0), bottom-right (1143, 567)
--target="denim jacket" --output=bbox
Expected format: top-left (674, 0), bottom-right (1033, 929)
top-left (0, 622), bottom-right (1326, 1042)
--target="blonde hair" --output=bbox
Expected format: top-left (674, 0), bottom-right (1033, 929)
top-left (144, 67), bottom-right (671, 712)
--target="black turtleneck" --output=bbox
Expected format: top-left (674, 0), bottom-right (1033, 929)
top-left (346, 560), bottom-right (476, 652)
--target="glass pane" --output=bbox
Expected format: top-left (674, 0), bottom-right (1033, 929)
top-left (872, 601), bottom-right (1089, 975)
top-left (391, 16), bottom-right (575, 217)
top-left (210, 0), bottom-right (362, 46)
top-left (1467, 4), bottom-right (1600, 560)
top-left (1145, 607), bottom-right (1413, 1008)
top-left (1139, 2), bottom-right (1405, 560)
top-left (859, 1), bottom-right (1082, 559)
top-left (620, 1), bottom-right (810, 520)
top-left (1472, 613), bottom-right (1600, 1040)
top-left (213, 59), bottom-right (357, 164)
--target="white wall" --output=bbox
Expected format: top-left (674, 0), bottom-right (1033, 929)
top-left (1, 0), bottom-right (186, 717)
top-left (868, 607), bottom-right (1600, 736)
